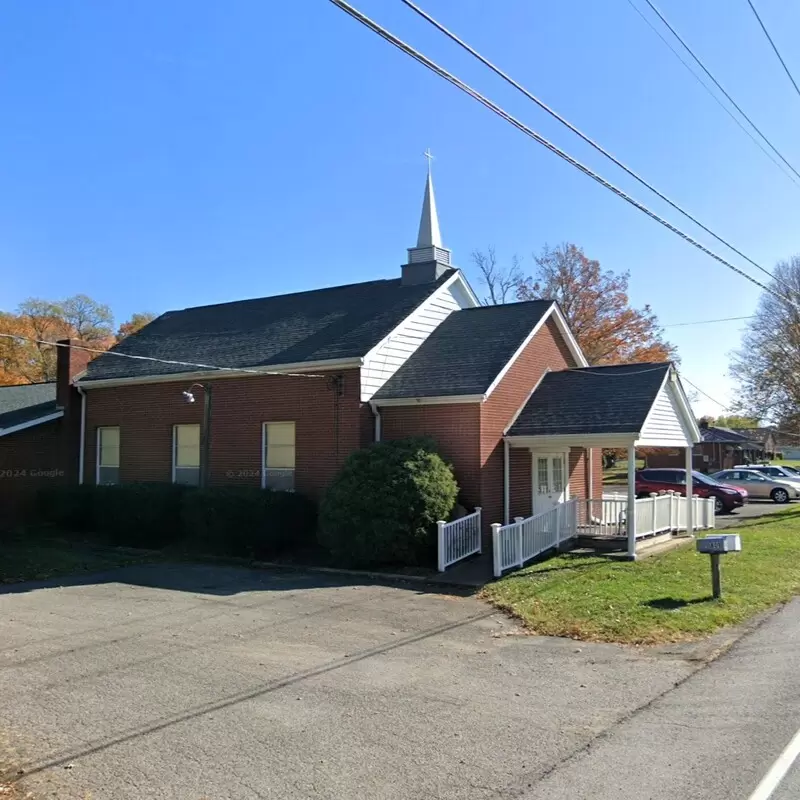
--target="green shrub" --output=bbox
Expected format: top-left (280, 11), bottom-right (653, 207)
top-left (36, 484), bottom-right (98, 532)
top-left (181, 486), bottom-right (317, 558)
top-left (91, 483), bottom-right (188, 548)
top-left (318, 437), bottom-right (459, 568)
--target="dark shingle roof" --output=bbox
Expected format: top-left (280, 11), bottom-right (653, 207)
top-left (700, 426), bottom-right (759, 444)
top-left (0, 383), bottom-right (58, 432)
top-left (81, 271), bottom-right (456, 382)
top-left (373, 300), bottom-right (555, 400)
top-left (507, 363), bottom-right (671, 437)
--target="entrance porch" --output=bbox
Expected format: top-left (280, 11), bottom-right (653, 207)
top-left (437, 363), bottom-right (705, 577)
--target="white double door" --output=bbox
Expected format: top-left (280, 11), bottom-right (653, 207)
top-left (532, 452), bottom-right (568, 516)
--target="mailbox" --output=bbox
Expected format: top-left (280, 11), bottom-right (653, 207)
top-left (696, 534), bottom-right (742, 554)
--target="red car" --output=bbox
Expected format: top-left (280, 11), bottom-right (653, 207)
top-left (635, 468), bottom-right (747, 514)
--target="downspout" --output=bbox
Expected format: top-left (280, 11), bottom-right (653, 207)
top-left (503, 439), bottom-right (510, 524)
top-left (587, 447), bottom-right (594, 499)
top-left (370, 401), bottom-right (382, 443)
top-left (77, 385), bottom-right (87, 485)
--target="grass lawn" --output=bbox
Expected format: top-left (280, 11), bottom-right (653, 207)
top-left (602, 458), bottom-right (645, 484)
top-left (0, 533), bottom-right (158, 585)
top-left (481, 506), bottom-right (800, 644)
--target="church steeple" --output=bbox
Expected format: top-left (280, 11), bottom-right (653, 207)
top-left (402, 151), bottom-right (452, 285)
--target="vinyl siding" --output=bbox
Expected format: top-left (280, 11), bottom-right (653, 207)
top-left (638, 382), bottom-right (692, 446)
top-left (360, 281), bottom-right (470, 401)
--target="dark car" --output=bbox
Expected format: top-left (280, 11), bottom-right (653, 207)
top-left (635, 468), bottom-right (746, 514)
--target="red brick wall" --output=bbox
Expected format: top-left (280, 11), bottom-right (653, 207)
top-left (84, 369), bottom-right (364, 501)
top-left (0, 420), bottom-right (65, 524)
top-left (479, 317), bottom-right (578, 528)
top-left (380, 403), bottom-right (482, 508)
top-left (508, 447), bottom-right (531, 520)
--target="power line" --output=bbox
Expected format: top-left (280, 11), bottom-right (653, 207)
top-left (638, 0), bottom-right (800, 184)
top-left (680, 374), bottom-right (730, 409)
top-left (624, 0), bottom-right (800, 189)
top-left (745, 0), bottom-right (800, 103)
top-left (328, 0), bottom-right (799, 310)
top-left (0, 333), bottom-right (329, 380)
top-left (399, 0), bottom-right (787, 290)
top-left (679, 373), bottom-right (800, 440)
top-left (663, 315), bottom-right (755, 327)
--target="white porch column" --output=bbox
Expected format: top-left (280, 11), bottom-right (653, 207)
top-left (503, 439), bottom-right (510, 525)
top-left (685, 445), bottom-right (695, 538)
top-left (627, 443), bottom-right (636, 559)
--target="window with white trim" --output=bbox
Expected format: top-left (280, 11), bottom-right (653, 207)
top-left (173, 424), bottom-right (200, 486)
top-left (263, 422), bottom-right (295, 491)
top-left (97, 427), bottom-right (120, 485)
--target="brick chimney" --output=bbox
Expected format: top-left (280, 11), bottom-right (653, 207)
top-left (56, 339), bottom-right (91, 409)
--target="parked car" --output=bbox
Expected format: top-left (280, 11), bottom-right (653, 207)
top-left (732, 464), bottom-right (800, 489)
top-left (635, 468), bottom-right (746, 514)
top-left (712, 469), bottom-right (800, 504)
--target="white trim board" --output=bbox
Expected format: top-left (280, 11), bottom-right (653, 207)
top-left (0, 411), bottom-right (63, 438)
top-left (373, 394), bottom-right (485, 407)
top-left (78, 357), bottom-right (362, 389)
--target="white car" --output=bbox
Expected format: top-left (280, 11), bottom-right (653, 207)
top-left (733, 464), bottom-right (800, 492)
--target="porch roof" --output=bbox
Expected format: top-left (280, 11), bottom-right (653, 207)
top-left (505, 363), bottom-right (700, 448)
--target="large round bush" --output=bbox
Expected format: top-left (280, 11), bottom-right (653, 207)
top-left (319, 437), bottom-right (458, 567)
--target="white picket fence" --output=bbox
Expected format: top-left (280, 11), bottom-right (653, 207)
top-left (578, 492), bottom-right (715, 539)
top-left (491, 499), bottom-right (578, 577)
top-left (437, 507), bottom-right (482, 572)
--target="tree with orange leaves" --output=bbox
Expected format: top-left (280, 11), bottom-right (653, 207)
top-left (474, 243), bottom-right (675, 365)
top-left (0, 296), bottom-right (156, 385)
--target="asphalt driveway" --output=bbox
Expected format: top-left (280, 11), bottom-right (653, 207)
top-left (1, 564), bottom-right (697, 799)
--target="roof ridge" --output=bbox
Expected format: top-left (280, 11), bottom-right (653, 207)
top-left (457, 299), bottom-right (553, 312)
top-left (172, 271), bottom-right (456, 315)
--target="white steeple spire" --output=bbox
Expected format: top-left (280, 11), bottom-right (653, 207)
top-left (417, 150), bottom-right (443, 248)
top-left (404, 150), bottom-right (452, 284)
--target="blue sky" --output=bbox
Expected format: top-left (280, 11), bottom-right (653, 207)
top-left (2, 0), bottom-right (799, 417)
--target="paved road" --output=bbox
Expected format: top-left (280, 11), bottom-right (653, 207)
top-left (0, 564), bottom-right (695, 800)
top-left (6, 565), bottom-right (800, 799)
top-left (521, 598), bottom-right (800, 800)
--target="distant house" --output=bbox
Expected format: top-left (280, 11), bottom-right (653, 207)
top-left (647, 421), bottom-right (764, 472)
top-left (734, 427), bottom-right (777, 459)
top-left (0, 344), bottom-right (88, 521)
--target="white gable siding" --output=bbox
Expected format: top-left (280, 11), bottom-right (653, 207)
top-left (637, 382), bottom-right (693, 447)
top-left (360, 279), bottom-right (472, 401)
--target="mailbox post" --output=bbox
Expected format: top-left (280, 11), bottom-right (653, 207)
top-left (696, 535), bottom-right (742, 599)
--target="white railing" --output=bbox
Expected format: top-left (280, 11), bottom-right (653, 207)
top-left (577, 495), bottom-right (628, 537)
top-left (491, 499), bottom-right (578, 577)
top-left (576, 491), bottom-right (716, 540)
top-left (635, 492), bottom-right (715, 538)
top-left (437, 507), bottom-right (482, 572)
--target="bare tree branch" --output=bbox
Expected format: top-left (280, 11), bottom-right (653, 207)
top-left (471, 247), bottom-right (523, 305)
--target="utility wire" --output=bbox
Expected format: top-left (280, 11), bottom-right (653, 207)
top-left (328, 0), bottom-right (799, 310)
top-left (638, 0), bottom-right (800, 184)
top-left (401, 0), bottom-right (787, 289)
top-left (663, 315), bottom-right (755, 327)
top-left (680, 373), bottom-right (800, 440)
top-left (745, 0), bottom-right (800, 103)
top-left (624, 0), bottom-right (800, 189)
top-left (0, 333), bottom-right (329, 379)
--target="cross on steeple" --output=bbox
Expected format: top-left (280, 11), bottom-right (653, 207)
top-left (423, 148), bottom-right (434, 175)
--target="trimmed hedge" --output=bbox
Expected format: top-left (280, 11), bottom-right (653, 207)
top-left (182, 486), bottom-right (317, 558)
top-left (318, 437), bottom-right (458, 568)
top-left (35, 483), bottom-right (317, 555)
top-left (94, 483), bottom-right (188, 548)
